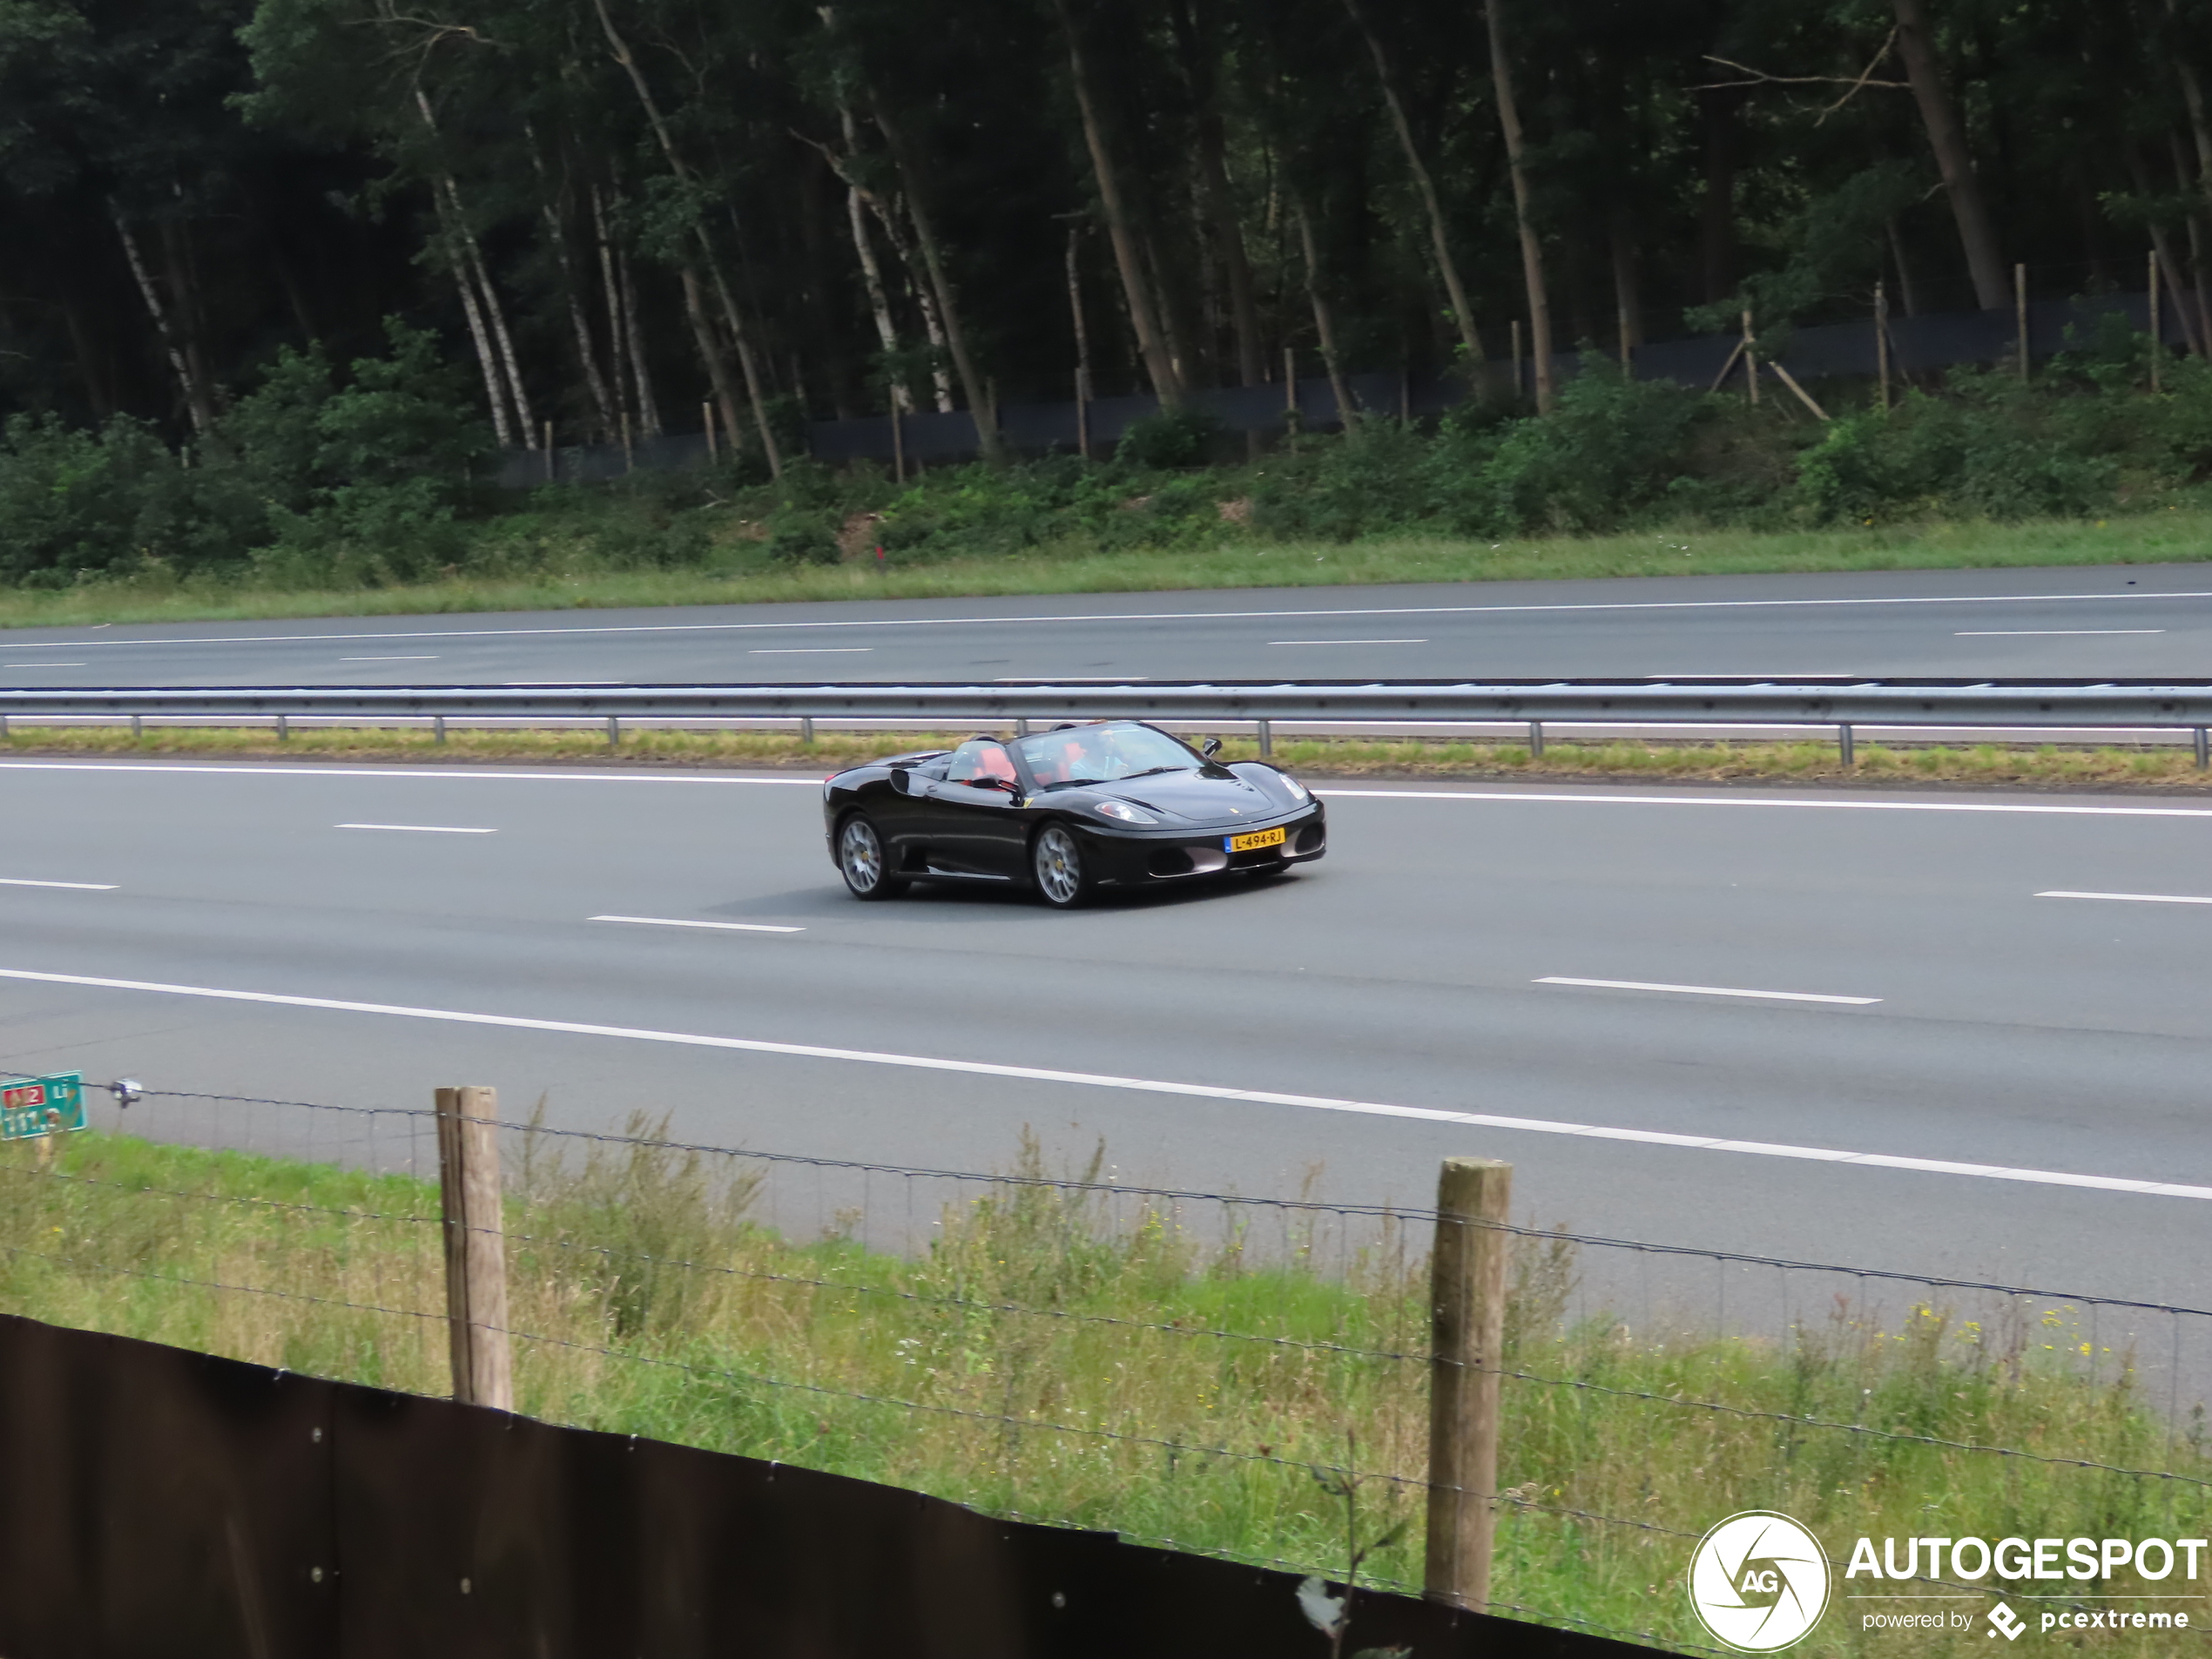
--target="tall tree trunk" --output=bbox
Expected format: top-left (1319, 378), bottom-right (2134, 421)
top-left (2127, 147), bottom-right (2207, 358)
top-left (1067, 224), bottom-right (1095, 395)
top-left (591, 0), bottom-right (780, 474)
top-left (1051, 0), bottom-right (1183, 408)
top-left (428, 179), bottom-right (523, 446)
top-left (1609, 208), bottom-right (1642, 354)
top-left (677, 264), bottom-right (745, 452)
top-left (1484, 0), bottom-right (1554, 411)
top-left (1890, 0), bottom-right (2007, 311)
top-left (591, 182), bottom-right (633, 435)
top-left (2170, 130), bottom-right (2212, 356)
top-left (618, 250), bottom-right (662, 436)
top-left (848, 181), bottom-right (908, 411)
top-left (113, 210), bottom-right (216, 438)
top-left (1341, 0), bottom-right (1485, 368)
top-left (1170, 0), bottom-right (1262, 386)
top-left (1886, 218), bottom-right (1922, 315)
top-left (1698, 89), bottom-right (1740, 305)
top-left (60, 297), bottom-right (111, 417)
top-left (858, 190), bottom-right (956, 411)
top-left (158, 219), bottom-right (219, 427)
top-left (415, 94), bottom-right (533, 442)
top-left (528, 134), bottom-right (616, 442)
top-left (869, 95), bottom-right (1006, 458)
top-left (833, 105), bottom-right (909, 413)
top-left (1292, 199), bottom-right (1356, 434)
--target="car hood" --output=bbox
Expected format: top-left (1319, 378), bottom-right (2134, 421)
top-left (1090, 770), bottom-right (1291, 826)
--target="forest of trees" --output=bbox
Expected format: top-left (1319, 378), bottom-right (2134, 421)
top-left (7, 0), bottom-right (2212, 472)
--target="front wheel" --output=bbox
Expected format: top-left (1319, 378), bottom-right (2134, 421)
top-left (838, 813), bottom-right (907, 900)
top-left (1031, 823), bottom-right (1092, 908)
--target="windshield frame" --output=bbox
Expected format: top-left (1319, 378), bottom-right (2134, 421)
top-left (1008, 720), bottom-right (1207, 792)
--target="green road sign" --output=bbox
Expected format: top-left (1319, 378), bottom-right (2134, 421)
top-left (1, 1073), bottom-right (85, 1142)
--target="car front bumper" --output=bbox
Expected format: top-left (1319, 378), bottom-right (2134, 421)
top-left (1069, 802), bottom-right (1326, 887)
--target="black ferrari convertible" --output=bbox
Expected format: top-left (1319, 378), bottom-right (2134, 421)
top-left (821, 719), bottom-right (1325, 907)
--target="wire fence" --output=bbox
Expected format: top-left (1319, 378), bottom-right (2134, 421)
top-left (2, 1085), bottom-right (2207, 1655)
top-left (491, 285), bottom-right (2182, 482)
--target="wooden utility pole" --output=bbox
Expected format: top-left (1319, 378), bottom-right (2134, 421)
top-left (2014, 263), bottom-right (2029, 380)
top-left (436, 1086), bottom-right (513, 1413)
top-left (1424, 1157), bottom-right (1512, 1611)
top-left (1741, 309), bottom-right (1759, 406)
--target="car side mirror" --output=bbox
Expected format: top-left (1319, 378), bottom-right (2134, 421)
top-left (890, 767), bottom-right (913, 794)
top-left (1200, 737), bottom-right (1223, 759)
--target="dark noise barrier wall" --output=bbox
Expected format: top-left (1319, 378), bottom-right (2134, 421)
top-left (0, 1316), bottom-right (1659, 1659)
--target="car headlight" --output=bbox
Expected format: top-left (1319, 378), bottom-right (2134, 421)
top-left (1278, 773), bottom-right (1311, 803)
top-left (1094, 799), bottom-right (1159, 824)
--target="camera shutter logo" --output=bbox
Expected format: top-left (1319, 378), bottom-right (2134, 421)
top-left (1688, 1511), bottom-right (1831, 1652)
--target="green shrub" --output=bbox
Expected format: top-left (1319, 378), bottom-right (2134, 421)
top-left (1115, 407), bottom-right (1221, 469)
top-left (1798, 381), bottom-right (2118, 523)
top-left (0, 415), bottom-right (189, 584)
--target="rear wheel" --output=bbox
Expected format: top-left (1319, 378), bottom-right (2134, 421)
top-left (838, 813), bottom-right (907, 900)
top-left (1031, 823), bottom-right (1092, 908)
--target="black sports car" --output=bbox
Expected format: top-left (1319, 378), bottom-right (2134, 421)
top-left (822, 719), bottom-right (1325, 907)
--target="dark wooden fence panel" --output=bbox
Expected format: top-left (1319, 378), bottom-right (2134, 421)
top-left (0, 1316), bottom-right (1659, 1659)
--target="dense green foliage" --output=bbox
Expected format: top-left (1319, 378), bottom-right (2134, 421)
top-left (8, 0), bottom-right (2212, 470)
top-left (5, 322), bottom-right (2205, 595)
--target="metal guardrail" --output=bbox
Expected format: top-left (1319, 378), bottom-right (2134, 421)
top-left (3, 678), bottom-right (2211, 764)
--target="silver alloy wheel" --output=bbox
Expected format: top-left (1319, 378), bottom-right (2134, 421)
top-left (840, 815), bottom-right (887, 896)
top-left (1033, 823), bottom-right (1086, 907)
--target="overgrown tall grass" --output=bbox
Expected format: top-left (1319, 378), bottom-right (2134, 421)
top-left (0, 1125), bottom-right (2199, 1654)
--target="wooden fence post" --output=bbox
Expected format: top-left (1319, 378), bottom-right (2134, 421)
top-left (1875, 281), bottom-right (1892, 411)
top-left (2151, 249), bottom-right (2164, 394)
top-left (1740, 308), bottom-right (1758, 406)
top-left (435, 1085), bottom-right (513, 1413)
top-left (1425, 1156), bottom-right (1512, 1611)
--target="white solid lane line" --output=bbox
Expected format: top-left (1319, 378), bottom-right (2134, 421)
top-left (341, 655), bottom-right (441, 661)
top-left (0, 760), bottom-right (823, 784)
top-left (3, 663), bottom-right (86, 668)
top-left (748, 647), bottom-right (874, 654)
top-left (3, 586), bottom-right (2211, 652)
top-left (1537, 976), bottom-right (1879, 1006)
top-left (1953, 630), bottom-right (2165, 637)
top-left (1316, 786), bottom-right (2212, 819)
top-left (336, 823), bottom-right (497, 834)
top-left (2038, 889), bottom-right (2212, 906)
top-left (591, 914), bottom-right (804, 934)
top-left (0, 879), bottom-right (117, 890)
top-left (0, 964), bottom-right (2201, 1201)
top-left (1270, 638), bottom-right (1428, 645)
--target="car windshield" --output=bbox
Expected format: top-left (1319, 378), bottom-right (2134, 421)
top-left (1014, 722), bottom-right (1200, 788)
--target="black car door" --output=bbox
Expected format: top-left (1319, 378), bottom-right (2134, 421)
top-left (917, 739), bottom-right (1028, 875)
top-left (870, 757), bottom-right (944, 873)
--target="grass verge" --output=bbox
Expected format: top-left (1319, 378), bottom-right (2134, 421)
top-left (10, 722), bottom-right (2212, 792)
top-left (0, 511), bottom-right (2209, 631)
top-left (0, 1125), bottom-right (2196, 1655)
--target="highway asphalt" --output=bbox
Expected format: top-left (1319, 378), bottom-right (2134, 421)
top-left (3, 753), bottom-right (2209, 1352)
top-left (2, 562), bottom-right (2212, 685)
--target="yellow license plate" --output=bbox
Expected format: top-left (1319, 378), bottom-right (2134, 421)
top-left (1227, 826), bottom-right (1287, 853)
